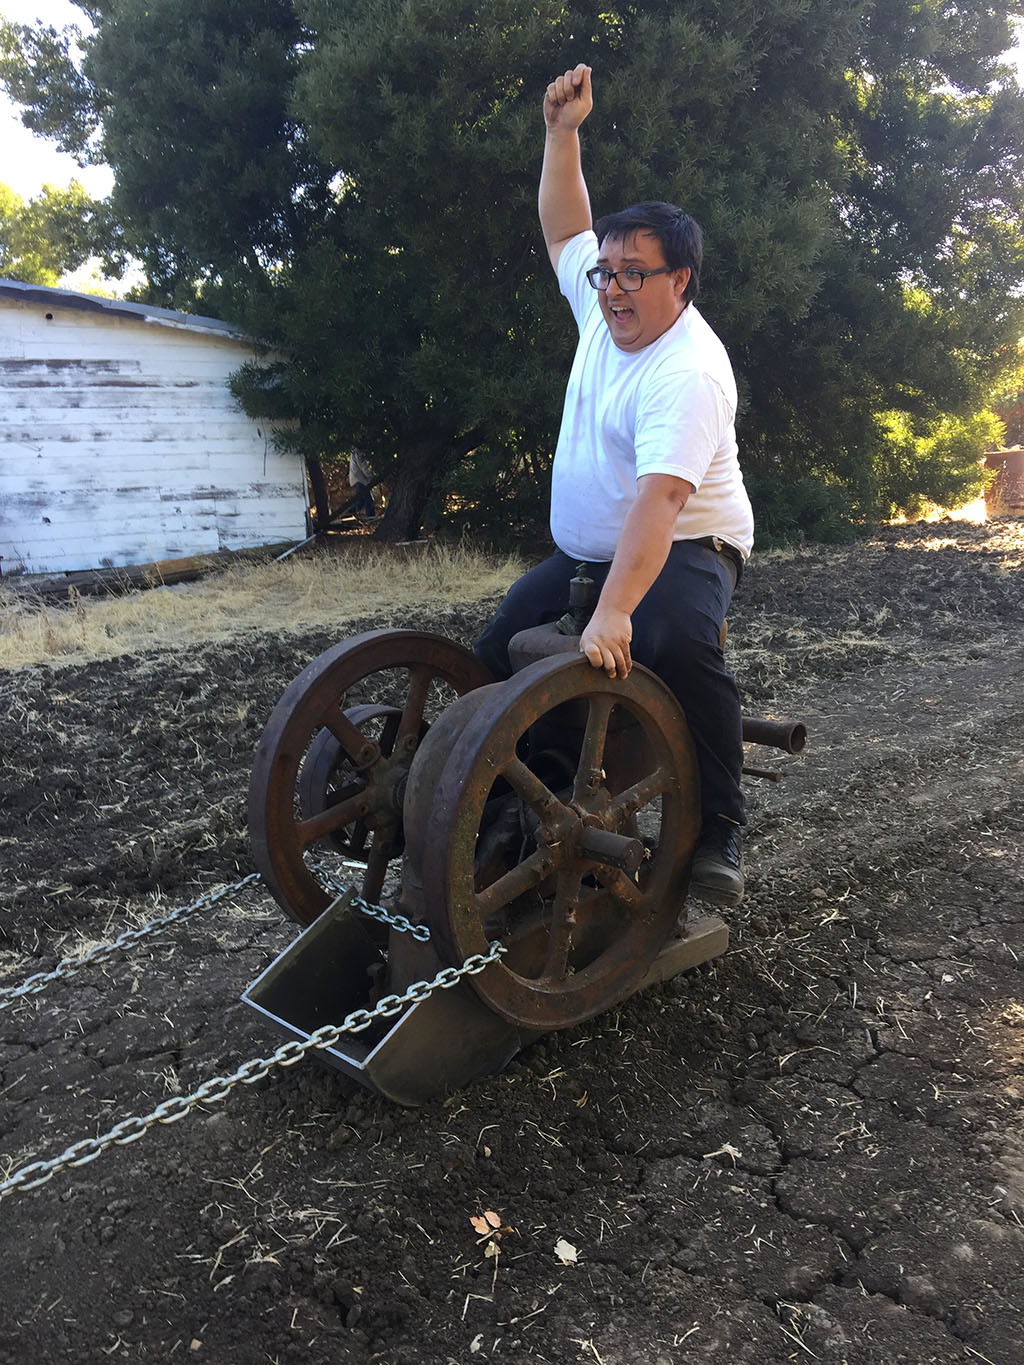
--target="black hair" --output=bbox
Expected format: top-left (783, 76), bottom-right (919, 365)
top-left (594, 201), bottom-right (702, 304)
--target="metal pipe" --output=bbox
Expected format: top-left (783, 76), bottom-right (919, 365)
top-left (275, 532), bottom-right (318, 562)
top-left (742, 764), bottom-right (783, 782)
top-left (576, 827), bottom-right (645, 874)
top-left (741, 717), bottom-right (807, 754)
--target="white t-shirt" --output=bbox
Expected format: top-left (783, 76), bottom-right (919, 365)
top-left (349, 450), bottom-right (373, 486)
top-left (550, 230), bottom-right (754, 562)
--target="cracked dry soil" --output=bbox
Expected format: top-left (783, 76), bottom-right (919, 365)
top-left (1, 520), bottom-right (1023, 1364)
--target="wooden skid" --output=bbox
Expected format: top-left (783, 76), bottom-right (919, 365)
top-left (636, 913), bottom-right (730, 990)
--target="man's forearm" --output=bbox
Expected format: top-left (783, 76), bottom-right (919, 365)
top-left (539, 126), bottom-right (592, 259)
top-left (579, 475), bottom-right (692, 678)
top-left (598, 497), bottom-right (678, 616)
top-left (577, 504), bottom-right (674, 678)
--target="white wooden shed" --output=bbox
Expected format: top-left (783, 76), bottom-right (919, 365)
top-left (0, 280), bottom-right (308, 576)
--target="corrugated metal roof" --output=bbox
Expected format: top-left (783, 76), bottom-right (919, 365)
top-left (0, 277), bottom-right (249, 340)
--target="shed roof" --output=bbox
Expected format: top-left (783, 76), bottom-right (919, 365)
top-left (0, 277), bottom-right (249, 341)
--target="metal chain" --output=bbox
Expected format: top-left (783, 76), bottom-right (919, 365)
top-left (1, 862), bottom-right (420, 1009)
top-left (0, 872), bottom-right (263, 1011)
top-left (311, 862), bottom-right (431, 942)
top-left (0, 937), bottom-right (506, 1203)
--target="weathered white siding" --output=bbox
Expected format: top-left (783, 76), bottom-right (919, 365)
top-left (0, 289), bottom-right (307, 575)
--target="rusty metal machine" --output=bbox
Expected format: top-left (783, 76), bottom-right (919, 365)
top-left (243, 580), bottom-right (805, 1105)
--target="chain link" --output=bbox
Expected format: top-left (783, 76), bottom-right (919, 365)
top-left (0, 859), bottom-right (425, 1012)
top-left (311, 862), bottom-right (431, 941)
top-left (0, 872), bottom-right (263, 1011)
top-left (0, 937), bottom-right (505, 1203)
top-left (0, 863), bottom-right (421, 1010)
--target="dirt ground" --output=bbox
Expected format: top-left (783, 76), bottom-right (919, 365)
top-left (1, 520), bottom-right (1022, 1364)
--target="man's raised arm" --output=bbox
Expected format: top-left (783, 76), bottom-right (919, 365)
top-left (539, 64), bottom-right (594, 272)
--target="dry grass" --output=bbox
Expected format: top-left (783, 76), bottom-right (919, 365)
top-left (0, 542), bottom-right (524, 670)
top-left (889, 495), bottom-right (988, 526)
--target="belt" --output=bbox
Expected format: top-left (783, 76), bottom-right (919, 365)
top-left (692, 535), bottom-right (744, 572)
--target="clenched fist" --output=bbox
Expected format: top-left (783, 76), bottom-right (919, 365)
top-left (543, 64), bottom-right (593, 132)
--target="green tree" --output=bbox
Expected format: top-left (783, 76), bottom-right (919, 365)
top-left (284, 0), bottom-right (858, 539)
top-left (739, 4), bottom-right (1024, 534)
top-left (0, 179), bottom-right (106, 285)
top-left (991, 342), bottom-right (1024, 447)
top-left (4, 1), bottom-right (1023, 541)
top-left (1, 3), bottom-right (332, 307)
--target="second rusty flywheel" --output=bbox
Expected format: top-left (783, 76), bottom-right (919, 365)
top-left (401, 654), bottom-right (701, 1030)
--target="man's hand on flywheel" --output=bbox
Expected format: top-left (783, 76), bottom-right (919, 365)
top-left (580, 607), bottom-right (632, 679)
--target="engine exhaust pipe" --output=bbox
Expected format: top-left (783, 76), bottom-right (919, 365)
top-left (741, 716), bottom-right (807, 754)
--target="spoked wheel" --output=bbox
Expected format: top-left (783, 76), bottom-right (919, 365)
top-left (248, 630), bottom-right (490, 925)
top-left (297, 704), bottom-right (425, 860)
top-left (407, 654), bottom-right (701, 1029)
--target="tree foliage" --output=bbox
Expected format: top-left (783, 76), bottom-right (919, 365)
top-left (0, 179), bottom-right (105, 286)
top-left (3, 1), bottom-right (1023, 541)
top-left (991, 341), bottom-right (1024, 446)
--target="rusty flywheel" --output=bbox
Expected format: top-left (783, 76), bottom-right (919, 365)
top-left (248, 629), bottom-right (490, 925)
top-left (403, 654), bottom-right (701, 1030)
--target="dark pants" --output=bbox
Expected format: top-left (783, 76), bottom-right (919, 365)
top-left (474, 540), bottom-right (745, 826)
top-left (352, 482), bottom-right (375, 517)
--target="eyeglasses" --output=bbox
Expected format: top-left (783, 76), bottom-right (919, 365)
top-left (585, 265), bottom-right (675, 292)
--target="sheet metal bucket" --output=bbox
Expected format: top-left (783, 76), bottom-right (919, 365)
top-left (242, 895), bottom-right (532, 1106)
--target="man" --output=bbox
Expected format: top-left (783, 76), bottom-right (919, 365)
top-left (475, 64), bottom-right (754, 906)
top-left (348, 449), bottom-right (376, 520)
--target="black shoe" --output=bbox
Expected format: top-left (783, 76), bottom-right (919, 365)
top-left (690, 819), bottom-right (744, 907)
